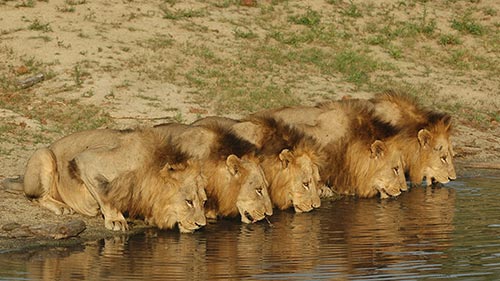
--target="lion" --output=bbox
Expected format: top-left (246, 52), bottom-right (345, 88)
top-left (193, 115), bottom-right (325, 212)
top-left (21, 128), bottom-right (207, 233)
top-left (368, 90), bottom-right (457, 186)
top-left (253, 101), bottom-right (407, 198)
top-left (153, 122), bottom-right (273, 223)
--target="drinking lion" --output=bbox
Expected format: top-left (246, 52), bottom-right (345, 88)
top-left (21, 128), bottom-right (207, 233)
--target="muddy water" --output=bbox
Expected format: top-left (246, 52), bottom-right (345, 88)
top-left (1, 171), bottom-right (499, 280)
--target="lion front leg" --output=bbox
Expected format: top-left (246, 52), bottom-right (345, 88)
top-left (24, 148), bottom-right (74, 215)
top-left (81, 179), bottom-right (129, 231)
top-left (72, 155), bottom-right (129, 231)
top-left (101, 204), bottom-right (129, 231)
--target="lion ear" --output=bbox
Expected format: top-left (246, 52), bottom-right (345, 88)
top-left (370, 140), bottom-right (387, 159)
top-left (417, 129), bottom-right (432, 147)
top-left (441, 114), bottom-right (452, 132)
top-left (159, 163), bottom-right (174, 178)
top-left (279, 149), bottom-right (294, 169)
top-left (226, 154), bottom-right (241, 176)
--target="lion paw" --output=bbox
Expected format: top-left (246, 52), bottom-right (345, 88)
top-left (104, 219), bottom-right (129, 231)
top-left (58, 206), bottom-right (75, 215)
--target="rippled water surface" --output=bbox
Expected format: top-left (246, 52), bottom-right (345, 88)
top-left (1, 171), bottom-right (500, 280)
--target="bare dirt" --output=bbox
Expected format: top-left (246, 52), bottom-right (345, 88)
top-left (0, 0), bottom-right (498, 252)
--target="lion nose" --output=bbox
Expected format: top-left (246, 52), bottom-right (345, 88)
top-left (195, 222), bottom-right (205, 228)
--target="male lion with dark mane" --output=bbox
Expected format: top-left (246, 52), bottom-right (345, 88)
top-left (154, 122), bottom-right (273, 223)
top-left (368, 90), bottom-right (457, 186)
top-left (193, 115), bottom-right (325, 212)
top-left (255, 101), bottom-right (407, 198)
top-left (20, 128), bottom-right (207, 233)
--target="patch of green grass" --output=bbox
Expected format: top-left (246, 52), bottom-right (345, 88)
top-left (269, 30), bottom-right (316, 46)
top-left (136, 94), bottom-right (160, 102)
top-left (139, 34), bottom-right (174, 50)
top-left (73, 65), bottom-right (83, 87)
top-left (173, 111), bottom-right (184, 123)
top-left (212, 0), bottom-right (240, 8)
top-left (438, 33), bottom-right (462, 46)
top-left (233, 28), bottom-right (258, 39)
top-left (182, 43), bottom-right (221, 64)
top-left (341, 1), bottom-right (362, 18)
top-left (387, 45), bottom-right (403, 59)
top-left (161, 7), bottom-right (206, 20)
top-left (28, 35), bottom-right (52, 42)
top-left (447, 49), bottom-right (471, 69)
top-left (57, 5), bottom-right (76, 13)
top-left (273, 47), bottom-right (379, 86)
top-left (65, 0), bottom-right (86, 5)
top-left (28, 19), bottom-right (52, 32)
top-left (331, 50), bottom-right (379, 85)
top-left (288, 8), bottom-right (321, 26)
top-left (15, 0), bottom-right (35, 8)
top-left (451, 13), bottom-right (484, 35)
top-left (365, 35), bottom-right (387, 45)
top-left (483, 7), bottom-right (497, 16)
top-left (0, 92), bottom-right (112, 135)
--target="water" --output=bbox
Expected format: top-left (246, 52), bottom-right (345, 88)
top-left (1, 170), bottom-right (499, 280)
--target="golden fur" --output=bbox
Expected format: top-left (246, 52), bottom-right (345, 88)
top-left (255, 101), bottom-right (407, 198)
top-left (154, 123), bottom-right (273, 223)
top-left (23, 128), bottom-right (207, 233)
top-left (370, 90), bottom-right (457, 186)
top-left (194, 116), bottom-right (325, 212)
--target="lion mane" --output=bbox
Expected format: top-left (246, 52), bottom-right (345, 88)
top-left (318, 101), bottom-right (407, 198)
top-left (241, 115), bottom-right (325, 212)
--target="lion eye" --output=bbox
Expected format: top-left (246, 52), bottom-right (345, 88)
top-left (303, 181), bottom-right (310, 190)
top-left (255, 187), bottom-right (263, 196)
top-left (185, 199), bottom-right (193, 208)
top-left (393, 167), bottom-right (399, 175)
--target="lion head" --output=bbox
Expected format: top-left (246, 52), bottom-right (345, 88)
top-left (154, 161), bottom-right (208, 233)
top-left (206, 154), bottom-right (273, 224)
top-left (386, 114), bottom-right (456, 187)
top-left (124, 153), bottom-right (207, 233)
top-left (328, 139), bottom-right (407, 199)
top-left (365, 140), bottom-right (407, 198)
top-left (413, 121), bottom-right (456, 186)
top-left (263, 149), bottom-right (322, 212)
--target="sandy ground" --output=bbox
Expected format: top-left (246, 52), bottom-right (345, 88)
top-left (0, 0), bottom-right (498, 252)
